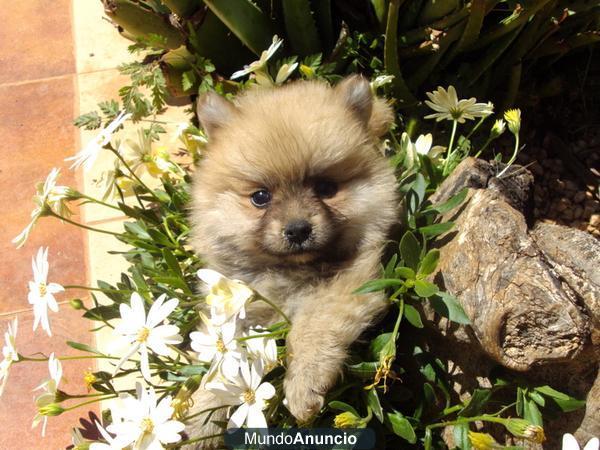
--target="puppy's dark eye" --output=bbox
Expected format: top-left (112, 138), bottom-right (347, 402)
top-left (250, 189), bottom-right (272, 208)
top-left (313, 179), bottom-right (338, 198)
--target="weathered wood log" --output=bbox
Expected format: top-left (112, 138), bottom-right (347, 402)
top-left (420, 157), bottom-right (599, 444)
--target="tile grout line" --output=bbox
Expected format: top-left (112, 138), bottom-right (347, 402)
top-left (0, 67), bottom-right (123, 89)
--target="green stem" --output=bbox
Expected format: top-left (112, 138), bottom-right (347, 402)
top-left (236, 328), bottom-right (290, 342)
top-left (108, 146), bottom-right (162, 202)
top-left (79, 193), bottom-right (121, 211)
top-left (497, 133), bottom-right (520, 177)
top-left (47, 211), bottom-right (121, 237)
top-left (183, 404), bottom-right (230, 422)
top-left (443, 120), bottom-right (459, 176)
top-left (255, 295), bottom-right (291, 324)
top-left (474, 136), bottom-right (493, 158)
top-left (20, 354), bottom-right (119, 362)
top-left (63, 394), bottom-right (117, 412)
top-left (63, 285), bottom-right (130, 294)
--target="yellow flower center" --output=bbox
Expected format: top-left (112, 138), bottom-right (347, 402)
top-left (140, 417), bottom-right (154, 434)
top-left (83, 370), bottom-right (97, 391)
top-left (136, 327), bottom-right (150, 343)
top-left (243, 389), bottom-right (256, 404)
top-left (215, 338), bottom-right (226, 353)
top-left (38, 282), bottom-right (47, 297)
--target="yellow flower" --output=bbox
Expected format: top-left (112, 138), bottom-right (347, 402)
top-left (503, 109), bottom-right (521, 135)
top-left (425, 86), bottom-right (494, 123)
top-left (83, 370), bottom-right (97, 392)
top-left (468, 431), bottom-right (503, 450)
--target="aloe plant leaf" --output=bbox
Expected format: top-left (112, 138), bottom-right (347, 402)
top-left (203, 0), bottom-right (278, 55)
top-left (282, 0), bottom-right (321, 56)
top-left (384, 0), bottom-right (418, 106)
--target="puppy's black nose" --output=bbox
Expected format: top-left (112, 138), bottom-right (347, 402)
top-left (284, 220), bottom-right (312, 244)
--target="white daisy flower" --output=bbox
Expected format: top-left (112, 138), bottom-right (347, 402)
top-left (28, 247), bottom-right (64, 336)
top-left (231, 35), bottom-right (283, 80)
top-left (563, 433), bottom-right (599, 450)
top-left (197, 269), bottom-right (253, 326)
top-left (107, 383), bottom-right (185, 449)
top-left (12, 168), bottom-right (68, 248)
top-left (413, 133), bottom-right (446, 159)
top-left (424, 86), bottom-right (494, 123)
top-left (190, 316), bottom-right (241, 382)
top-left (89, 421), bottom-right (129, 450)
top-left (206, 358), bottom-right (275, 429)
top-left (66, 110), bottom-right (131, 171)
top-left (275, 62), bottom-right (298, 84)
top-left (113, 293), bottom-right (183, 381)
top-left (0, 318), bottom-right (18, 397)
top-left (32, 353), bottom-right (62, 436)
top-left (245, 328), bottom-right (278, 373)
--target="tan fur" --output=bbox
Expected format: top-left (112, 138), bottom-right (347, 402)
top-left (187, 76), bottom-right (398, 446)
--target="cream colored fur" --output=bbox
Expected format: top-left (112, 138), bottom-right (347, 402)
top-left (186, 76), bottom-right (398, 448)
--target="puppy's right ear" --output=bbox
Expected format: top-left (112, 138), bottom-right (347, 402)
top-left (196, 92), bottom-right (236, 137)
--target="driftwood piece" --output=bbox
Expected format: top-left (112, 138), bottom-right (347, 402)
top-left (421, 157), bottom-right (600, 444)
top-left (427, 158), bottom-right (593, 371)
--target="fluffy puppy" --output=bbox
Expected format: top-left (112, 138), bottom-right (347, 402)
top-left (188, 76), bottom-right (398, 444)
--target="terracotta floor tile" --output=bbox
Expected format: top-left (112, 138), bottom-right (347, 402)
top-left (0, 77), bottom-right (86, 314)
top-left (0, 310), bottom-right (98, 450)
top-left (0, 0), bottom-right (75, 84)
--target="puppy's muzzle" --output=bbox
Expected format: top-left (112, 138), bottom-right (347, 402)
top-left (283, 220), bottom-right (312, 245)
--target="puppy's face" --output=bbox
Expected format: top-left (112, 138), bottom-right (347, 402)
top-left (192, 77), bottom-right (397, 270)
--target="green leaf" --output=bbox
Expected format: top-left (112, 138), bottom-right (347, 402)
top-left (66, 341), bottom-right (105, 356)
top-left (181, 70), bottom-right (196, 91)
top-left (535, 385), bottom-right (586, 412)
top-left (429, 292), bottom-right (471, 324)
top-left (523, 398), bottom-right (543, 426)
top-left (414, 280), bottom-right (439, 298)
top-left (369, 332), bottom-right (393, 360)
top-left (400, 231), bottom-right (421, 270)
top-left (282, 0), bottom-right (321, 56)
top-left (345, 361), bottom-right (380, 379)
top-left (383, 254), bottom-right (398, 278)
top-left (403, 304), bottom-right (424, 328)
top-left (74, 111), bottom-right (101, 130)
top-left (386, 411), bottom-right (416, 443)
top-left (430, 188), bottom-right (468, 214)
top-left (354, 279), bottom-right (404, 294)
top-left (418, 249), bottom-right (440, 276)
top-left (203, 0), bottom-right (277, 55)
top-left (395, 266), bottom-right (416, 279)
top-left (365, 389), bottom-right (384, 422)
top-left (124, 222), bottom-right (151, 240)
top-left (418, 221), bottom-right (455, 237)
top-left (83, 305), bottom-right (121, 321)
top-left (162, 248), bottom-right (183, 277)
top-left (459, 388), bottom-right (492, 417)
top-left (328, 401), bottom-right (359, 416)
top-left (453, 423), bottom-right (472, 450)
top-left (177, 365), bottom-right (208, 376)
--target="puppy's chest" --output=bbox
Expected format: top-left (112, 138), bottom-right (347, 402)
top-left (248, 268), bottom-right (328, 317)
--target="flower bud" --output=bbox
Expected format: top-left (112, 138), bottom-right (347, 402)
top-left (54, 389), bottom-right (70, 402)
top-left (505, 418), bottom-right (545, 443)
top-left (70, 299), bottom-right (84, 310)
top-left (503, 109), bottom-right (521, 135)
top-left (334, 411), bottom-right (367, 429)
top-left (490, 119), bottom-right (506, 139)
top-left (39, 403), bottom-right (65, 416)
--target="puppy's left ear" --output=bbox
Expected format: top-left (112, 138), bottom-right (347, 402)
top-left (196, 92), bottom-right (237, 137)
top-left (336, 75), bottom-right (394, 138)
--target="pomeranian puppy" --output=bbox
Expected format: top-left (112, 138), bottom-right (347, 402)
top-left (187, 75), bottom-right (398, 446)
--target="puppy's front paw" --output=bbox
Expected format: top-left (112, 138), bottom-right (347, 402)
top-left (284, 370), bottom-right (326, 423)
